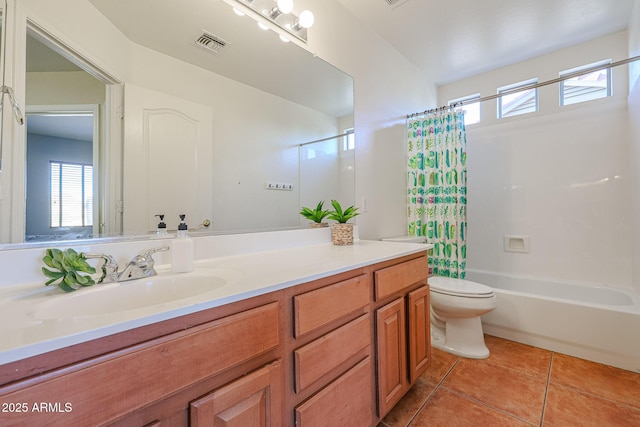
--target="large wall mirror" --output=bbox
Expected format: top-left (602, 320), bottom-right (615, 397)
top-left (0, 0), bottom-right (354, 248)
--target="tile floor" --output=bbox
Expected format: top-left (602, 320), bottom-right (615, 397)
top-left (379, 335), bottom-right (640, 427)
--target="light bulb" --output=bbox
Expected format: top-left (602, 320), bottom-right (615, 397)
top-left (277, 0), bottom-right (293, 14)
top-left (279, 34), bottom-right (290, 43)
top-left (258, 21), bottom-right (269, 30)
top-left (298, 10), bottom-right (314, 28)
top-left (233, 8), bottom-right (245, 16)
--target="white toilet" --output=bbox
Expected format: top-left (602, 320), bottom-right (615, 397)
top-left (381, 236), bottom-right (497, 359)
top-left (429, 276), bottom-right (496, 359)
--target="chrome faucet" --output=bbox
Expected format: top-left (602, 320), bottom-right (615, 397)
top-left (84, 253), bottom-right (119, 283)
top-left (118, 247), bottom-right (170, 281)
top-left (84, 246), bottom-right (170, 283)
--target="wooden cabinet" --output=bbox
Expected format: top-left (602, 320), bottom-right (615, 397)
top-left (293, 313), bottom-right (370, 393)
top-left (0, 301), bottom-right (282, 427)
top-left (190, 360), bottom-right (282, 427)
top-left (374, 258), bottom-right (430, 418)
top-left (376, 297), bottom-right (408, 416)
top-left (408, 286), bottom-right (431, 383)
top-left (294, 357), bottom-right (373, 427)
top-left (288, 272), bottom-right (373, 426)
top-left (292, 274), bottom-right (369, 337)
top-left (0, 251), bottom-right (430, 427)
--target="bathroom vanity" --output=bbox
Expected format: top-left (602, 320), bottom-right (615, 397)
top-left (0, 232), bottom-right (431, 426)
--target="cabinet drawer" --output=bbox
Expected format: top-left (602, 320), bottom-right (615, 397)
top-left (294, 313), bottom-right (370, 393)
top-left (294, 274), bottom-right (370, 337)
top-left (295, 357), bottom-right (373, 427)
top-left (0, 303), bottom-right (280, 427)
top-left (374, 256), bottom-right (428, 301)
top-left (190, 360), bottom-right (282, 427)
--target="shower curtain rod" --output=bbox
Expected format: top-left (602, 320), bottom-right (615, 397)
top-left (299, 129), bottom-right (354, 147)
top-left (407, 54), bottom-right (640, 119)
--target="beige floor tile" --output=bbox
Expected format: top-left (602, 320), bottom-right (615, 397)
top-left (410, 388), bottom-right (532, 427)
top-left (383, 336), bottom-right (640, 427)
top-left (543, 383), bottom-right (640, 427)
top-left (381, 376), bottom-right (437, 427)
top-left (442, 359), bottom-right (546, 425)
top-left (485, 335), bottom-right (552, 379)
top-left (550, 353), bottom-right (640, 409)
top-left (420, 347), bottom-right (459, 385)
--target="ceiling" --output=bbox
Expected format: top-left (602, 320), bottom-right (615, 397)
top-left (27, 114), bottom-right (94, 142)
top-left (337, 0), bottom-right (636, 85)
top-left (89, 0), bottom-right (354, 119)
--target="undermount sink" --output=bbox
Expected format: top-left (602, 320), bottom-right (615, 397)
top-left (33, 269), bottom-right (237, 320)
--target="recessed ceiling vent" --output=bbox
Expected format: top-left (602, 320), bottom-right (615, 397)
top-left (195, 31), bottom-right (228, 54)
top-left (384, 0), bottom-right (409, 7)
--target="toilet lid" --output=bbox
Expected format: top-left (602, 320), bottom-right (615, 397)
top-left (429, 276), bottom-right (494, 298)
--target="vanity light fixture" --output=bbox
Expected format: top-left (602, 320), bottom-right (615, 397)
top-left (229, 0), bottom-right (314, 43)
top-left (269, 0), bottom-right (293, 19)
top-left (293, 9), bottom-right (314, 30)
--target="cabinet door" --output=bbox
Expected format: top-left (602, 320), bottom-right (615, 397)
top-left (295, 357), bottom-right (373, 427)
top-left (408, 285), bottom-right (431, 383)
top-left (190, 360), bottom-right (282, 427)
top-left (375, 297), bottom-right (408, 417)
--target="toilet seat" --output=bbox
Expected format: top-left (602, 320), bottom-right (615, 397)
top-left (429, 277), bottom-right (494, 298)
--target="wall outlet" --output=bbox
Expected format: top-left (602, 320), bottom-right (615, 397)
top-left (265, 181), bottom-right (294, 191)
top-left (361, 196), bottom-right (368, 212)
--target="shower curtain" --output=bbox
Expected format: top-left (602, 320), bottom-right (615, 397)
top-left (407, 109), bottom-right (467, 278)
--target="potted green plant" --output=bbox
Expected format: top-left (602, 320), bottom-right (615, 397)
top-left (327, 199), bottom-right (360, 245)
top-left (299, 201), bottom-right (331, 228)
top-left (41, 248), bottom-right (99, 292)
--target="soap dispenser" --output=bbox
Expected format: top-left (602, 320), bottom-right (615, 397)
top-left (155, 214), bottom-right (170, 237)
top-left (171, 214), bottom-right (194, 273)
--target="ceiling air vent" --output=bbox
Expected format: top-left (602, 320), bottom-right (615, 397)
top-left (384, 0), bottom-right (409, 7)
top-left (195, 31), bottom-right (228, 54)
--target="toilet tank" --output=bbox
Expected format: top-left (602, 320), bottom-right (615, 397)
top-left (381, 236), bottom-right (427, 244)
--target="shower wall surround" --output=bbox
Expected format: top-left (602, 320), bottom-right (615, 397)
top-left (438, 31), bottom-right (634, 289)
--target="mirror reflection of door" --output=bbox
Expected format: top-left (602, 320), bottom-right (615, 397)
top-left (26, 109), bottom-right (97, 241)
top-left (25, 26), bottom-right (107, 242)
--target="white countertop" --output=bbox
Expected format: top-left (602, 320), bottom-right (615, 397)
top-left (0, 239), bottom-right (431, 365)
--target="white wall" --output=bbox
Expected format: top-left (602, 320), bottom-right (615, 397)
top-left (299, 139), bottom-right (341, 223)
top-left (17, 0), bottom-right (435, 239)
top-left (19, 0), bottom-right (344, 235)
top-left (127, 44), bottom-right (340, 233)
top-left (299, 0), bottom-right (435, 240)
top-left (26, 71), bottom-right (105, 105)
top-left (629, 0), bottom-right (640, 292)
top-left (439, 32), bottom-right (633, 288)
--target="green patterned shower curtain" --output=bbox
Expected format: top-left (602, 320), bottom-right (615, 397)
top-left (407, 110), bottom-right (467, 278)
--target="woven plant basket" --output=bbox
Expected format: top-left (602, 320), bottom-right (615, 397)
top-left (309, 222), bottom-right (329, 228)
top-left (331, 223), bottom-right (354, 245)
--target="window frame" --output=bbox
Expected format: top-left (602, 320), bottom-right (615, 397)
top-left (448, 94), bottom-right (481, 125)
top-left (559, 59), bottom-right (612, 106)
top-left (50, 160), bottom-right (94, 228)
top-left (342, 128), bottom-right (355, 152)
top-left (497, 78), bottom-right (538, 119)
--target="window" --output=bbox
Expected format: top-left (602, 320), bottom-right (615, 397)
top-left (498, 79), bottom-right (538, 118)
top-left (448, 94), bottom-right (481, 125)
top-left (560, 60), bottom-right (611, 106)
top-left (50, 161), bottom-right (93, 228)
top-left (343, 128), bottom-right (355, 151)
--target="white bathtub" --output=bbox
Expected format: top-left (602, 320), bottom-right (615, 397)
top-left (466, 269), bottom-right (640, 373)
